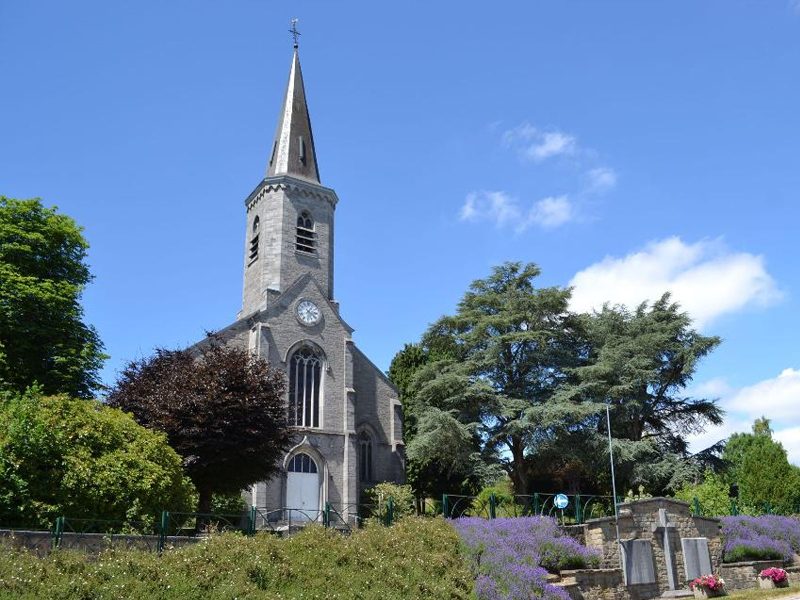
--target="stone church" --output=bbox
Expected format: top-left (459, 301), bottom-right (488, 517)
top-left (195, 45), bottom-right (405, 522)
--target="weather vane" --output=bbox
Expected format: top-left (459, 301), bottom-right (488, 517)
top-left (289, 18), bottom-right (301, 48)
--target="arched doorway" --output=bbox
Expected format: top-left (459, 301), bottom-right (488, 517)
top-left (286, 452), bottom-right (320, 521)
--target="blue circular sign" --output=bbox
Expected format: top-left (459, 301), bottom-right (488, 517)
top-left (554, 493), bottom-right (569, 509)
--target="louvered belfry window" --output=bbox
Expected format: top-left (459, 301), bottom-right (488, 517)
top-left (249, 216), bottom-right (260, 263)
top-left (296, 211), bottom-right (315, 253)
top-left (289, 347), bottom-right (321, 428)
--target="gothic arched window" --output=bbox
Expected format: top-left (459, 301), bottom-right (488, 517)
top-left (287, 452), bottom-right (318, 473)
top-left (288, 347), bottom-right (322, 428)
top-left (249, 216), bottom-right (260, 263)
top-left (358, 431), bottom-right (373, 482)
top-left (296, 211), bottom-right (315, 254)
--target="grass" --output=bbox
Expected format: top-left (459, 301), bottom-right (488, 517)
top-left (0, 517), bottom-right (474, 600)
top-left (727, 583), bottom-right (800, 600)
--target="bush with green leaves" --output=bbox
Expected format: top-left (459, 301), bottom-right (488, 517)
top-left (675, 470), bottom-right (733, 516)
top-left (0, 517), bottom-right (473, 600)
top-left (364, 482), bottom-right (416, 522)
top-left (0, 390), bottom-right (195, 529)
top-left (471, 477), bottom-right (516, 517)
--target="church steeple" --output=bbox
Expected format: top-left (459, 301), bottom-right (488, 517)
top-left (265, 48), bottom-right (321, 183)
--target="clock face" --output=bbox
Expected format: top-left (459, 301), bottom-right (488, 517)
top-left (296, 300), bottom-right (320, 325)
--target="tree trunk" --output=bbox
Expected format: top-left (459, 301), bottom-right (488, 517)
top-left (196, 486), bottom-right (212, 532)
top-left (509, 436), bottom-right (529, 496)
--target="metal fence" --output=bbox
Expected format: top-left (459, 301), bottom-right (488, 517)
top-left (6, 493), bottom-right (792, 555)
top-left (440, 492), bottom-right (618, 524)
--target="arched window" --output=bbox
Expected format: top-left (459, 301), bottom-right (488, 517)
top-left (249, 216), bottom-right (260, 263)
top-left (288, 347), bottom-right (322, 428)
top-left (359, 431), bottom-right (373, 482)
top-left (296, 211), bottom-right (315, 253)
top-left (287, 452), bottom-right (318, 473)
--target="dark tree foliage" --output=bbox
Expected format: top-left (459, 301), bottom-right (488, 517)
top-left (388, 344), bottom-right (482, 500)
top-left (108, 340), bottom-right (292, 513)
top-left (0, 197), bottom-right (107, 397)
top-left (559, 294), bottom-right (724, 494)
top-left (408, 263), bottom-right (591, 496)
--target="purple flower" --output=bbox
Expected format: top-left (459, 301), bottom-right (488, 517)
top-left (721, 515), bottom-right (800, 563)
top-left (454, 516), bottom-right (600, 600)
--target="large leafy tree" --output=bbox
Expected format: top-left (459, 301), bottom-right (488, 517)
top-left (389, 344), bottom-right (482, 500)
top-left (0, 389), bottom-right (195, 529)
top-left (0, 197), bottom-right (106, 397)
top-left (560, 295), bottom-right (724, 494)
top-left (107, 341), bottom-right (292, 513)
top-left (406, 263), bottom-right (593, 495)
top-left (724, 418), bottom-right (800, 514)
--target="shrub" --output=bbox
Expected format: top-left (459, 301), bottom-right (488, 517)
top-left (472, 477), bottom-right (516, 517)
top-left (0, 390), bottom-right (195, 529)
top-left (454, 516), bottom-right (600, 600)
top-left (721, 515), bottom-right (800, 562)
top-left (364, 482), bottom-right (416, 522)
top-left (0, 517), bottom-right (473, 600)
top-left (675, 470), bottom-right (732, 516)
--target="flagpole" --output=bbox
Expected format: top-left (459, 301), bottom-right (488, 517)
top-left (606, 404), bottom-right (623, 572)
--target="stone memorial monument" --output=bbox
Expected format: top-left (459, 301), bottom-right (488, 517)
top-left (621, 539), bottom-right (657, 585)
top-left (681, 538), bottom-right (713, 582)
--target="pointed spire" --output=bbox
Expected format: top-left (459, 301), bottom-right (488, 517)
top-left (265, 48), bottom-right (321, 183)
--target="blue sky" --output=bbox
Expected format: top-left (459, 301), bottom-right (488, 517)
top-left (2, 1), bottom-right (799, 463)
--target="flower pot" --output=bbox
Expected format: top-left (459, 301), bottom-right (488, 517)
top-left (759, 578), bottom-right (789, 589)
top-left (693, 587), bottom-right (726, 599)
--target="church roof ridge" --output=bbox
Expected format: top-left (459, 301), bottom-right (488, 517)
top-left (265, 48), bottom-right (321, 183)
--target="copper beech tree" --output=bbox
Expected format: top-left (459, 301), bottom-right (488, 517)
top-left (108, 340), bottom-right (292, 514)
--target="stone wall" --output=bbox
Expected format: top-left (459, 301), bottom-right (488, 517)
top-left (720, 560), bottom-right (784, 590)
top-left (581, 498), bottom-right (723, 592)
top-left (0, 529), bottom-right (200, 556)
top-left (558, 498), bottom-right (730, 600)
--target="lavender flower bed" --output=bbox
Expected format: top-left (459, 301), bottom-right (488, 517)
top-left (721, 515), bottom-right (800, 563)
top-left (454, 517), bottom-right (601, 600)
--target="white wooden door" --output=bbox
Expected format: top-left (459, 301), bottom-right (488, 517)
top-left (286, 453), bottom-right (320, 521)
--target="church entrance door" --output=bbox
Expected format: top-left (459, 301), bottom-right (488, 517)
top-left (286, 453), bottom-right (320, 522)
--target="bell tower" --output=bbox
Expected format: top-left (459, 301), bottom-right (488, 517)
top-left (239, 45), bottom-right (338, 318)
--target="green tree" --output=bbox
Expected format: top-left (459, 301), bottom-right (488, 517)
top-left (675, 469), bottom-right (732, 516)
top-left (0, 389), bottom-right (195, 528)
top-left (108, 340), bottom-right (292, 514)
top-left (0, 197), bottom-right (107, 397)
top-left (407, 262), bottom-right (593, 495)
top-left (724, 418), bottom-right (800, 514)
top-left (388, 344), bottom-right (481, 500)
top-left (559, 295), bottom-right (724, 494)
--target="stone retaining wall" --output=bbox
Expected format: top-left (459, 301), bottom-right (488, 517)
top-left (0, 529), bottom-right (200, 556)
top-left (720, 560), bottom-right (785, 590)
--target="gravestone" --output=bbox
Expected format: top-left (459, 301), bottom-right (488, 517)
top-left (681, 537), bottom-right (712, 582)
top-left (620, 539), bottom-right (657, 585)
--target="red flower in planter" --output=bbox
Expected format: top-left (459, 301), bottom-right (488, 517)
top-left (759, 567), bottom-right (787, 584)
top-left (690, 574), bottom-right (726, 591)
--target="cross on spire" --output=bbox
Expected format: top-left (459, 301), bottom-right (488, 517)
top-left (289, 18), bottom-right (301, 48)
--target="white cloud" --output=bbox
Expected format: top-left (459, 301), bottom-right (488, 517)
top-left (727, 368), bottom-right (800, 422)
top-left (790, 0), bottom-right (800, 15)
top-left (502, 122), bottom-right (577, 162)
top-left (585, 167), bottom-right (617, 193)
top-left (459, 191), bottom-right (575, 232)
top-left (688, 369), bottom-right (800, 466)
top-left (569, 237), bottom-right (782, 328)
top-left (527, 196), bottom-right (573, 229)
top-left (459, 191), bottom-right (520, 228)
top-left (526, 132), bottom-right (577, 162)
